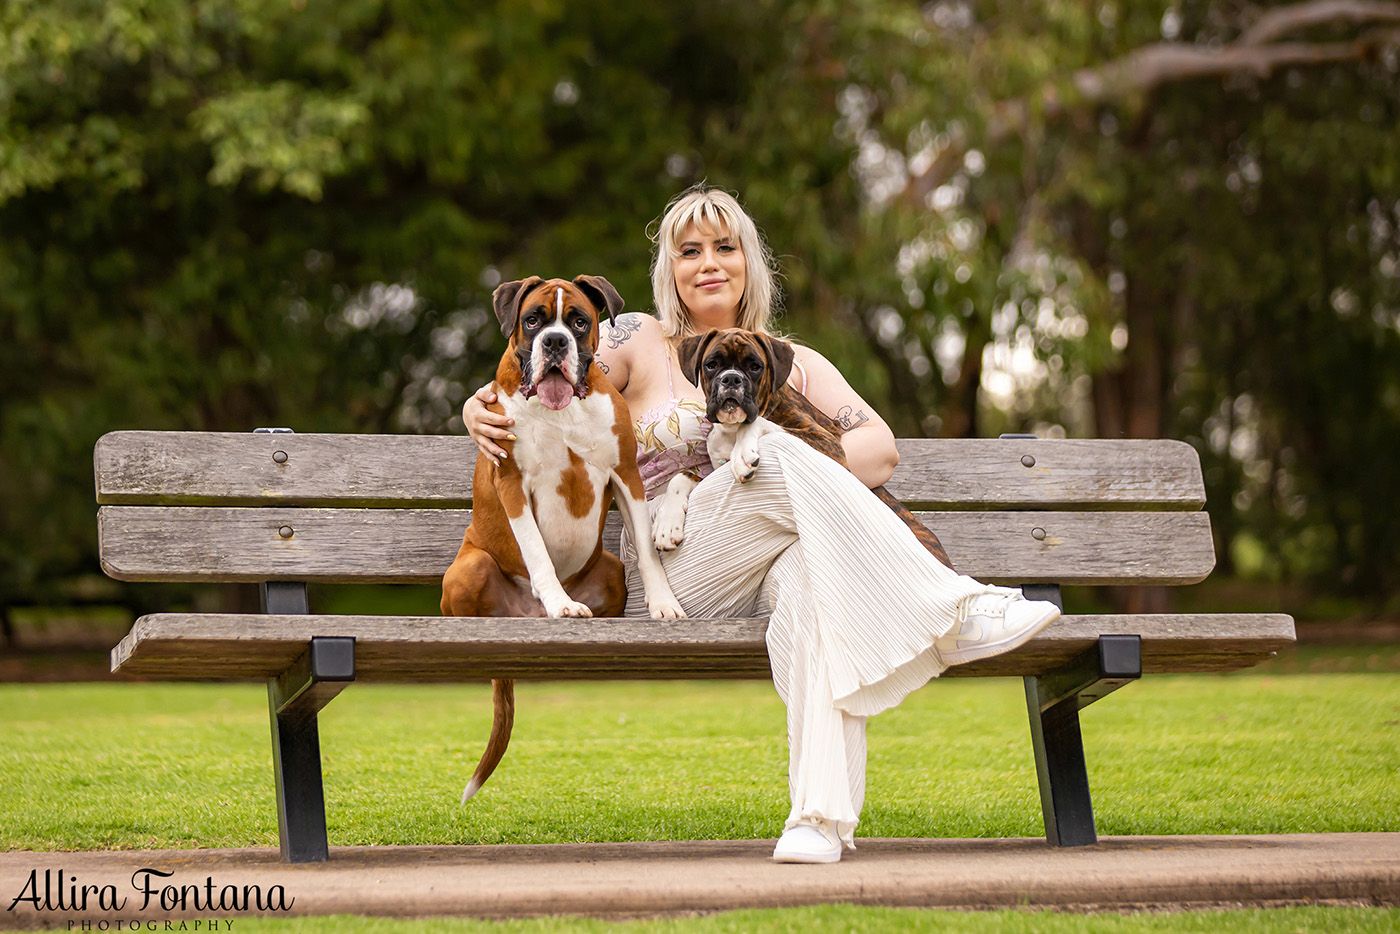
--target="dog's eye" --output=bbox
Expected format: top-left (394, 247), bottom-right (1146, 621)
top-left (570, 317), bottom-right (590, 332)
top-left (524, 314), bottom-right (542, 329)
top-left (703, 359), bottom-right (718, 371)
top-left (746, 359), bottom-right (763, 372)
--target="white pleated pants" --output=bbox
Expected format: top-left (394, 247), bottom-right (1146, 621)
top-left (622, 432), bottom-right (992, 847)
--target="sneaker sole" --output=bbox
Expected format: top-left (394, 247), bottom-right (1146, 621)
top-left (940, 603), bottom-right (1061, 667)
top-left (772, 848), bottom-right (842, 864)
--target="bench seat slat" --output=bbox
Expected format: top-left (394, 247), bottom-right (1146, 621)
top-left (97, 506), bottom-right (1217, 586)
top-left (94, 432), bottom-right (1205, 510)
top-left (111, 613), bottom-right (1295, 681)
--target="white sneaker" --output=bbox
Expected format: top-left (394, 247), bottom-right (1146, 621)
top-left (772, 818), bottom-right (842, 864)
top-left (937, 586), bottom-right (1061, 666)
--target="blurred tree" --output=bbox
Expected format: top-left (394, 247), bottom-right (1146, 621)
top-left (810, 0), bottom-right (1400, 605)
top-left (2, 0), bottom-right (1398, 617)
top-left (0, 0), bottom-right (807, 611)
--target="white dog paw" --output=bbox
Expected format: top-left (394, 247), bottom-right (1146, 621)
top-left (652, 502), bottom-right (687, 551)
top-left (730, 453), bottom-right (759, 483)
top-left (649, 599), bottom-right (685, 619)
top-left (653, 524), bottom-right (685, 551)
top-left (547, 599), bottom-right (593, 618)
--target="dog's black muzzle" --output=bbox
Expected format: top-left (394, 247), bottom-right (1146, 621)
top-left (707, 369), bottom-right (760, 424)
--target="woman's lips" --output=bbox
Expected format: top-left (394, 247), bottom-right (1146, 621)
top-left (696, 279), bottom-right (727, 291)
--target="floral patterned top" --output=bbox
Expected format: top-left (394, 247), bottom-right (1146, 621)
top-left (632, 353), bottom-right (714, 499)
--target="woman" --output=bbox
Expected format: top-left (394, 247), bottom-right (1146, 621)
top-left (463, 186), bottom-right (1059, 863)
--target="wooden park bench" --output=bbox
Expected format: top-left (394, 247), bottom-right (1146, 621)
top-left (95, 429), bottom-right (1295, 863)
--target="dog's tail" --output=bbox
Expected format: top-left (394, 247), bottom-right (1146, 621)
top-left (462, 677), bottom-right (515, 804)
top-left (872, 485), bottom-right (955, 570)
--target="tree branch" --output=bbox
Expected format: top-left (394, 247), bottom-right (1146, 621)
top-left (1241, 0), bottom-right (1400, 45)
top-left (902, 0), bottom-right (1400, 202)
top-left (1072, 36), bottom-right (1395, 102)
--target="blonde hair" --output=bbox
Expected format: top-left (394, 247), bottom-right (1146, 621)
top-left (650, 186), bottom-right (780, 341)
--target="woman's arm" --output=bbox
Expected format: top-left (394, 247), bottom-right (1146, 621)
top-left (791, 345), bottom-right (899, 488)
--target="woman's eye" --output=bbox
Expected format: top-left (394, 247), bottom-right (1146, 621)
top-left (680, 248), bottom-right (699, 258)
top-left (719, 245), bottom-right (737, 253)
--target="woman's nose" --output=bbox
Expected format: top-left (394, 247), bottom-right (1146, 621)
top-left (700, 248), bottom-right (718, 270)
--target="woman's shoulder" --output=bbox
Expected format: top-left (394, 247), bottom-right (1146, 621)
top-left (596, 312), bottom-right (666, 392)
top-left (787, 342), bottom-right (842, 385)
top-left (603, 311), bottom-right (664, 351)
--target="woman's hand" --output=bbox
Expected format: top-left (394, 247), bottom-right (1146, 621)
top-left (462, 383), bottom-right (515, 461)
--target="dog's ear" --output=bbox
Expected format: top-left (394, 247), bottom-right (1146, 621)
top-left (492, 276), bottom-right (544, 338)
top-left (678, 330), bottom-right (720, 387)
top-left (756, 333), bottom-right (795, 396)
top-left (572, 275), bottom-right (624, 327)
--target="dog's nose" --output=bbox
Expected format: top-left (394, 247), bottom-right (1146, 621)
top-left (541, 331), bottom-right (571, 355)
top-left (718, 370), bottom-right (745, 391)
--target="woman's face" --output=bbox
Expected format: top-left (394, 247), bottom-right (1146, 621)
top-left (673, 221), bottom-right (746, 329)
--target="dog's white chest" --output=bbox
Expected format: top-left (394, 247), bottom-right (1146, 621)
top-left (500, 391), bottom-right (620, 579)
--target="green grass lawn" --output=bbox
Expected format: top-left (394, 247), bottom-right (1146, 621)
top-left (3, 655), bottom-right (1398, 932)
top-left (2, 658), bottom-right (1397, 850)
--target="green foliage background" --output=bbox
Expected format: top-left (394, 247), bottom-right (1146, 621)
top-left (2, 0), bottom-right (1399, 613)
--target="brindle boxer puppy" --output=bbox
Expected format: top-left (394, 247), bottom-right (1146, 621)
top-left (442, 275), bottom-right (684, 803)
top-left (673, 328), bottom-right (954, 568)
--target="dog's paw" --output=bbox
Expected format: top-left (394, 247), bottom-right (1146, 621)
top-left (653, 523), bottom-right (685, 551)
top-left (649, 598), bottom-right (685, 620)
top-left (546, 599), bottom-right (593, 618)
top-left (652, 497), bottom-right (687, 551)
top-left (730, 453), bottom-right (759, 483)
top-left (729, 434), bottom-right (762, 483)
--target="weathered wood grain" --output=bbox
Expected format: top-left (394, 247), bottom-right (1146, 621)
top-left (110, 613), bottom-right (1296, 680)
top-left (886, 438), bottom-right (1205, 509)
top-left (94, 431), bottom-right (480, 508)
top-left (94, 431), bottom-right (1205, 510)
top-left (97, 506), bottom-right (1217, 586)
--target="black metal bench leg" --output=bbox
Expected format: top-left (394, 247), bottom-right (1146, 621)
top-left (262, 581), bottom-right (355, 863)
top-left (1024, 633), bottom-right (1141, 847)
top-left (268, 687), bottom-right (333, 863)
top-left (1024, 678), bottom-right (1097, 846)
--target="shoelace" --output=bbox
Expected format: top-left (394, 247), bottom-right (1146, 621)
top-left (954, 585), bottom-right (1023, 627)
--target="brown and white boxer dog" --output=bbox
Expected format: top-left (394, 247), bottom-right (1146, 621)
top-left (668, 327), bottom-right (954, 568)
top-left (442, 275), bottom-right (684, 803)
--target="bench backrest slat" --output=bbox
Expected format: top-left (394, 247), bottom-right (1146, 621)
top-left (94, 432), bottom-right (1206, 511)
top-left (97, 506), bottom-right (1215, 586)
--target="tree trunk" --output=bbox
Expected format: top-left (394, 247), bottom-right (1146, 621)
top-left (941, 317), bottom-right (989, 439)
top-left (1093, 278), bottom-right (1173, 614)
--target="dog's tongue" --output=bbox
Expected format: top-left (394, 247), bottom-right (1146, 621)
top-left (535, 372), bottom-right (575, 410)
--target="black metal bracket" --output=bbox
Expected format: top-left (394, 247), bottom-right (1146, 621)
top-left (261, 580), bottom-right (309, 615)
top-left (1020, 583), bottom-right (1063, 609)
top-left (273, 636), bottom-right (356, 729)
top-left (1024, 633), bottom-right (1142, 847)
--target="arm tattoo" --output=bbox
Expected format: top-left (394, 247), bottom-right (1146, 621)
top-left (604, 316), bottom-right (642, 349)
top-left (836, 406), bottom-right (871, 431)
top-left (598, 360), bottom-right (610, 374)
